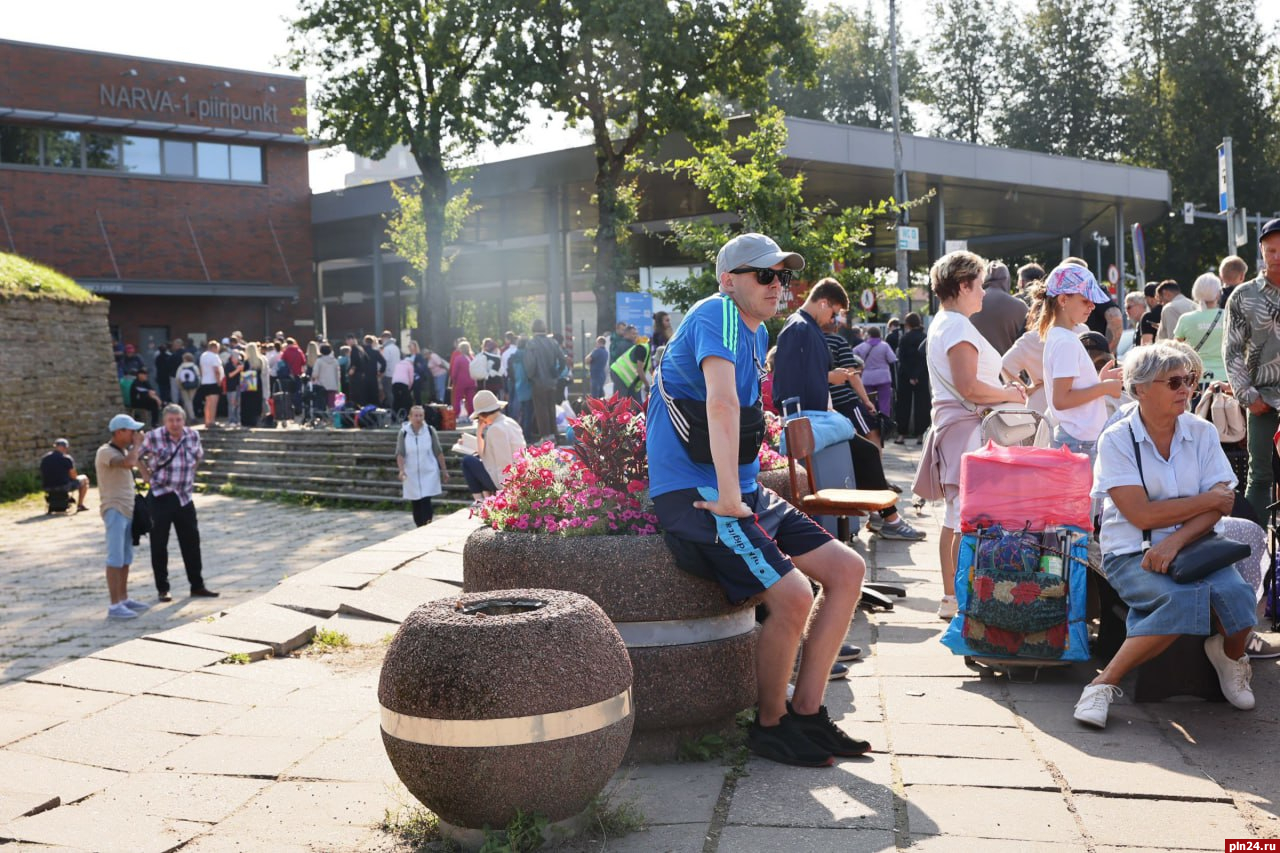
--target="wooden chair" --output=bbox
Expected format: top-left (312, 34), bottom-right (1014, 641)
top-left (784, 416), bottom-right (907, 610)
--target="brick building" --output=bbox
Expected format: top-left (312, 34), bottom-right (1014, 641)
top-left (0, 40), bottom-right (314, 354)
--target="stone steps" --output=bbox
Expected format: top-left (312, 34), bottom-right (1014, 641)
top-left (195, 426), bottom-right (476, 506)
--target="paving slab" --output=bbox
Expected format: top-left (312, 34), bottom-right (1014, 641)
top-left (334, 589), bottom-right (419, 624)
top-left (0, 751), bottom-right (125, 808)
top-left (212, 780), bottom-right (389, 849)
top-left (141, 627), bottom-right (274, 661)
top-left (897, 755), bottom-right (1057, 789)
top-left (217, 704), bottom-right (367, 740)
top-left (908, 837), bottom-right (1088, 852)
top-left (0, 802), bottom-right (207, 852)
top-left (192, 605), bottom-right (318, 656)
top-left (86, 693), bottom-right (247, 737)
top-left (321, 613), bottom-right (399, 646)
top-left (309, 549), bottom-right (421, 575)
top-left (727, 755), bottom-right (895, 830)
top-left (282, 733), bottom-right (396, 783)
top-left (1028, 727), bottom-right (1230, 800)
top-left (8, 716), bottom-right (192, 773)
top-left (0, 790), bottom-right (60, 823)
top-left (259, 584), bottom-right (347, 618)
top-left (365, 571), bottom-right (461, 606)
top-left (584, 822), bottom-right (707, 853)
top-left (26, 658), bottom-right (182, 696)
top-left (144, 671), bottom-right (298, 705)
top-left (1073, 794), bottom-right (1253, 849)
top-left (887, 723), bottom-right (1038, 760)
top-left (0, 709), bottom-right (66, 748)
top-left (904, 785), bottom-right (1080, 842)
top-left (88, 638), bottom-right (229, 672)
top-left (880, 679), bottom-right (1020, 728)
top-left (396, 549), bottom-right (465, 583)
top-left (200, 656), bottom-right (332, 688)
top-left (88, 772), bottom-right (269, 823)
top-left (608, 762), bottom-right (726, 826)
top-left (278, 570), bottom-right (377, 590)
top-left (150, 733), bottom-right (324, 778)
top-left (716, 826), bottom-right (897, 852)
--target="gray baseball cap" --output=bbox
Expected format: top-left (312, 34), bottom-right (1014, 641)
top-left (715, 233), bottom-right (805, 279)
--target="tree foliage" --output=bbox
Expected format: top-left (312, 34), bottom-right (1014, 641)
top-left (923, 0), bottom-right (1003, 143)
top-left (654, 110), bottom-right (919, 317)
top-left (287, 0), bottom-right (541, 349)
top-left (769, 3), bottom-right (923, 131)
top-left (384, 177), bottom-right (477, 289)
top-left (995, 0), bottom-right (1120, 159)
top-left (531, 0), bottom-right (816, 334)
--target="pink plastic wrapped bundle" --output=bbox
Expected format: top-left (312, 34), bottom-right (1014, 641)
top-left (958, 442), bottom-right (1093, 533)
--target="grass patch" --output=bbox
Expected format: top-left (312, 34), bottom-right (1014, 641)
top-left (380, 803), bottom-right (445, 851)
top-left (221, 653), bottom-right (251, 665)
top-left (0, 469), bottom-right (42, 505)
top-left (480, 809), bottom-right (547, 853)
top-left (584, 791), bottom-right (646, 839)
top-left (0, 252), bottom-right (99, 303)
top-left (312, 628), bottom-right (351, 650)
top-left (677, 732), bottom-right (730, 763)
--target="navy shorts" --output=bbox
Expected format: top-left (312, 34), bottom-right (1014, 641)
top-left (653, 486), bottom-right (834, 604)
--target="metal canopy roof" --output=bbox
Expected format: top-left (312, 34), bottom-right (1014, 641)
top-left (312, 116), bottom-right (1171, 270)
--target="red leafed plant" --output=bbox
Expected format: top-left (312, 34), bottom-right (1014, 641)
top-left (566, 393), bottom-right (647, 490)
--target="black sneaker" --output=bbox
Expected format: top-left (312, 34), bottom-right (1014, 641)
top-left (829, 662), bottom-right (850, 680)
top-left (747, 714), bottom-right (834, 768)
top-left (837, 643), bottom-right (863, 662)
top-left (786, 702), bottom-right (871, 758)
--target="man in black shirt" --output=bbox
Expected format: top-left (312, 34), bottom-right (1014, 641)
top-left (40, 438), bottom-right (89, 511)
top-left (130, 367), bottom-right (163, 426)
top-left (1138, 282), bottom-right (1162, 345)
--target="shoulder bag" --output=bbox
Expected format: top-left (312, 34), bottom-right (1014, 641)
top-left (112, 445), bottom-right (153, 541)
top-left (1128, 423), bottom-right (1248, 583)
top-left (930, 348), bottom-right (1038, 446)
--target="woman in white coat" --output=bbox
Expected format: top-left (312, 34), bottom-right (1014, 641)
top-left (397, 405), bottom-right (448, 527)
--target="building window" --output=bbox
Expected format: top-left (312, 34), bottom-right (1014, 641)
top-left (85, 133), bottom-right (121, 170)
top-left (44, 130), bottom-right (82, 168)
top-left (197, 142), bottom-right (230, 180)
top-left (0, 122), bottom-right (263, 184)
top-left (122, 136), bottom-right (161, 174)
top-left (229, 144), bottom-right (262, 182)
top-left (0, 125), bottom-right (40, 165)
top-left (163, 140), bottom-right (195, 176)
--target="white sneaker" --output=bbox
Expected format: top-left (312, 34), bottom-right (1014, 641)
top-left (937, 596), bottom-right (958, 620)
top-left (1073, 683), bottom-right (1123, 728)
top-left (121, 598), bottom-right (151, 612)
top-left (107, 603), bottom-right (138, 620)
top-left (1205, 634), bottom-right (1255, 710)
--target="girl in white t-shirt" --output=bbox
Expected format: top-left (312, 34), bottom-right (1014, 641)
top-left (1033, 264), bottom-right (1123, 462)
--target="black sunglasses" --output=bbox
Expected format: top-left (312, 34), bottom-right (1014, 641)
top-left (730, 266), bottom-right (794, 287)
top-left (1153, 373), bottom-right (1198, 391)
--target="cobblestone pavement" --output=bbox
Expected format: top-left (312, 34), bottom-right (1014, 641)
top-left (0, 493), bottom-right (413, 684)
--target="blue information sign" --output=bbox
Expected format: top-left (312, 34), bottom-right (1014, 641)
top-left (616, 292), bottom-right (654, 337)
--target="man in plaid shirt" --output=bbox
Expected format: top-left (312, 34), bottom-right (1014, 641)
top-left (141, 404), bottom-right (219, 601)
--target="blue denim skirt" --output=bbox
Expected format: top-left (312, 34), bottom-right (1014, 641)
top-left (1102, 550), bottom-right (1257, 637)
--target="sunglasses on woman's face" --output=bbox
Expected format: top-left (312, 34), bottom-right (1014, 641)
top-left (1153, 373), bottom-right (1197, 391)
top-left (730, 266), bottom-right (794, 287)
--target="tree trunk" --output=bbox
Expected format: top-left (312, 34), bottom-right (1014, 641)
top-left (418, 156), bottom-right (451, 353)
top-left (592, 154), bottom-right (626, 336)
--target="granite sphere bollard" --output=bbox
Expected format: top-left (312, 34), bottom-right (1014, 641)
top-left (463, 529), bottom-right (758, 760)
top-left (378, 588), bottom-right (633, 838)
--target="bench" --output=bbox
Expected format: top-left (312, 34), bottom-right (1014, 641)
top-left (1089, 564), bottom-right (1226, 703)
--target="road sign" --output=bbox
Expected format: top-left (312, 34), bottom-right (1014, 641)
top-left (944, 239), bottom-right (968, 253)
top-left (1236, 209), bottom-right (1249, 247)
top-left (1183, 202), bottom-right (1195, 225)
top-left (896, 226), bottom-right (919, 252)
top-left (1107, 264), bottom-right (1119, 286)
top-left (615, 292), bottom-right (654, 336)
top-left (1218, 141), bottom-right (1231, 214)
top-left (859, 288), bottom-right (877, 311)
top-left (1132, 223), bottom-right (1146, 275)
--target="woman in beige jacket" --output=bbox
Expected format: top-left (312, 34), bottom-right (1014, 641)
top-left (460, 389), bottom-right (526, 504)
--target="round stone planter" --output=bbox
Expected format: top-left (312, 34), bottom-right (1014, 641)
top-left (463, 529), bottom-right (757, 761)
top-left (379, 588), bottom-right (633, 843)
top-left (757, 463), bottom-right (807, 506)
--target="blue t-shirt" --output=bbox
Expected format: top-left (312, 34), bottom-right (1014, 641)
top-left (588, 346), bottom-right (608, 385)
top-left (647, 293), bottom-right (767, 498)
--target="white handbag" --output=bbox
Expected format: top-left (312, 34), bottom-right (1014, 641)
top-left (1194, 387), bottom-right (1246, 443)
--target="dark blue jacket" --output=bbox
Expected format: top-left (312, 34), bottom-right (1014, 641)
top-left (773, 309), bottom-right (833, 413)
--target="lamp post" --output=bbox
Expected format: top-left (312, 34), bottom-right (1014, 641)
top-left (889, 0), bottom-right (909, 306)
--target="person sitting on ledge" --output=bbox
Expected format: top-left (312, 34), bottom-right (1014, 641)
top-left (1075, 343), bottom-right (1257, 728)
top-left (648, 232), bottom-right (871, 768)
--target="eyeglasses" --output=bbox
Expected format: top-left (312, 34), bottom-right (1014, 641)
top-left (1153, 373), bottom-right (1198, 391)
top-left (730, 266), bottom-right (794, 287)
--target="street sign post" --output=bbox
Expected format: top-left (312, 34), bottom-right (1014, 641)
top-left (1219, 138), bottom-right (1238, 251)
top-left (896, 226), bottom-right (919, 252)
top-left (1132, 223), bottom-right (1147, 295)
top-left (1107, 264), bottom-right (1119, 286)
top-left (859, 288), bottom-right (877, 312)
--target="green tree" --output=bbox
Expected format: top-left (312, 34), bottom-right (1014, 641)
top-left (383, 177), bottom-right (478, 330)
top-left (995, 0), bottom-right (1120, 160)
top-left (654, 110), bottom-right (918, 315)
top-left (287, 0), bottom-right (540, 350)
top-left (769, 3), bottom-right (923, 131)
top-left (1119, 0), bottom-right (1278, 283)
top-left (532, 0), bottom-right (815, 335)
top-left (923, 0), bottom-right (1003, 143)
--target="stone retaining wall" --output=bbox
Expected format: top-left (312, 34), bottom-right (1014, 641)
top-left (0, 296), bottom-right (119, 481)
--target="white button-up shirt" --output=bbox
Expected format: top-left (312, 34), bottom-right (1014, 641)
top-left (1092, 408), bottom-right (1235, 556)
